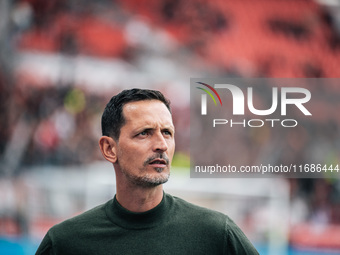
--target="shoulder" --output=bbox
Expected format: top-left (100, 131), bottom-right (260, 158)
top-left (166, 193), bottom-right (259, 254)
top-left (35, 201), bottom-right (112, 254)
top-left (48, 200), bottom-right (110, 240)
top-left (166, 193), bottom-right (227, 230)
top-left (168, 193), bottom-right (226, 218)
top-left (224, 216), bottom-right (259, 254)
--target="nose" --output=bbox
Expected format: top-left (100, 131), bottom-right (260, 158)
top-left (152, 132), bottom-right (168, 152)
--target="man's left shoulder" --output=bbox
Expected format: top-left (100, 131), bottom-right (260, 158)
top-left (168, 193), bottom-right (228, 225)
top-left (170, 194), bottom-right (225, 215)
top-left (166, 193), bottom-right (259, 254)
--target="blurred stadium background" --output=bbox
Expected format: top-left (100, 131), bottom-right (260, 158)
top-left (0, 0), bottom-right (340, 254)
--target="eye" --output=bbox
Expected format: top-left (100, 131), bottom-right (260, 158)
top-left (136, 129), bottom-right (151, 138)
top-left (139, 131), bottom-right (148, 136)
top-left (163, 130), bottom-right (173, 137)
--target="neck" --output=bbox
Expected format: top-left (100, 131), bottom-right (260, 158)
top-left (115, 183), bottom-right (164, 213)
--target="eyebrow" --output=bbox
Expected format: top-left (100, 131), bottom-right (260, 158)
top-left (162, 126), bottom-right (175, 133)
top-left (134, 125), bottom-right (175, 134)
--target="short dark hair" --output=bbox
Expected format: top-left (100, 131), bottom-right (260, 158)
top-left (101, 88), bottom-right (171, 140)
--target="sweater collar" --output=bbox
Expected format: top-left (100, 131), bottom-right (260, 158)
top-left (105, 192), bottom-right (169, 230)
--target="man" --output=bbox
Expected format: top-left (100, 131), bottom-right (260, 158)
top-left (36, 88), bottom-right (259, 254)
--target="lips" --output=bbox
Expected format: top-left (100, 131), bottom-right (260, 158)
top-left (144, 154), bottom-right (170, 169)
top-left (149, 159), bottom-right (167, 166)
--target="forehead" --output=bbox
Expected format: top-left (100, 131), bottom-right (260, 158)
top-left (122, 100), bottom-right (173, 125)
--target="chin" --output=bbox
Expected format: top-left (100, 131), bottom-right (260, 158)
top-left (134, 172), bottom-right (170, 188)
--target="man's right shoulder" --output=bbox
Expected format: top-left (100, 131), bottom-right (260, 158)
top-left (35, 200), bottom-right (113, 255)
top-left (49, 199), bottom-right (111, 237)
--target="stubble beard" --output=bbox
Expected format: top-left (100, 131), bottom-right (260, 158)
top-left (121, 167), bottom-right (170, 188)
top-left (118, 153), bottom-right (171, 188)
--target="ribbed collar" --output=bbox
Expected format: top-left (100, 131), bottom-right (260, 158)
top-left (105, 192), bottom-right (170, 230)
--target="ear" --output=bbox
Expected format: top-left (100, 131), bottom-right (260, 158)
top-left (99, 136), bottom-right (118, 163)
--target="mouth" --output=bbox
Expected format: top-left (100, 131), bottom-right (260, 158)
top-left (148, 158), bottom-right (168, 168)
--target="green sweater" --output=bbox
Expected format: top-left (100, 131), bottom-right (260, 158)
top-left (36, 193), bottom-right (259, 254)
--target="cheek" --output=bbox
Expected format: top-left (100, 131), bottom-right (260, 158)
top-left (168, 142), bottom-right (176, 158)
top-left (119, 144), bottom-right (144, 163)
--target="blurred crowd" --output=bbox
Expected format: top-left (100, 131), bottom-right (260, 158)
top-left (0, 0), bottom-right (340, 251)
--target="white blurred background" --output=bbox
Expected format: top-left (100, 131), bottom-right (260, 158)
top-left (0, 0), bottom-right (340, 254)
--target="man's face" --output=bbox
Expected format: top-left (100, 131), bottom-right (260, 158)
top-left (115, 100), bottom-right (175, 187)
